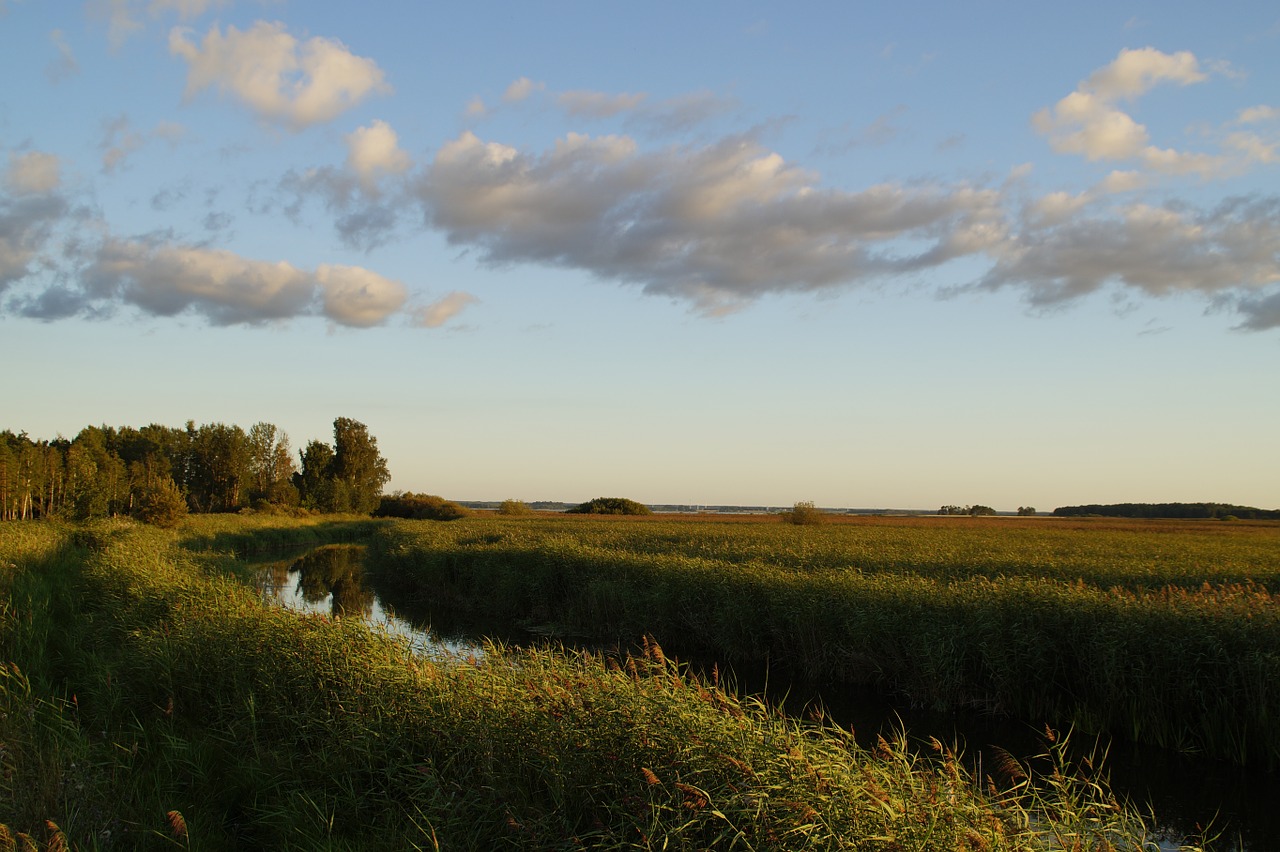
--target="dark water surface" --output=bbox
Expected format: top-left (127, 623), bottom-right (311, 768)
top-left (256, 544), bottom-right (1276, 851)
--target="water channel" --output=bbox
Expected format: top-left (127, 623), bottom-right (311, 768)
top-left (255, 543), bottom-right (1277, 851)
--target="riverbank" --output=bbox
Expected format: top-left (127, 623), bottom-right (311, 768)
top-left (0, 516), bottom-right (1196, 849)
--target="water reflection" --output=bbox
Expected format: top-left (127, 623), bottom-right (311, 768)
top-left (257, 544), bottom-right (476, 658)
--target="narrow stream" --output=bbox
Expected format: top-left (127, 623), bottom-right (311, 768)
top-left (256, 543), bottom-right (1275, 851)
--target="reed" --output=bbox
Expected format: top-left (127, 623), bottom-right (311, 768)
top-left (367, 515), bottom-right (1280, 766)
top-left (0, 516), bottom-right (1197, 849)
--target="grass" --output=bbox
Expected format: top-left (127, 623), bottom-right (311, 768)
top-left (0, 515), bottom-right (1208, 849)
top-left (366, 514), bottom-right (1280, 766)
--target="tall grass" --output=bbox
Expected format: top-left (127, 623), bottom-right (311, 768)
top-left (0, 516), bottom-right (1198, 849)
top-left (367, 515), bottom-right (1280, 766)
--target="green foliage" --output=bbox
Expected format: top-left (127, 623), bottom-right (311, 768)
top-left (294, 419), bottom-right (391, 514)
top-left (0, 518), bottom-right (1183, 849)
top-left (135, 476), bottom-right (189, 528)
top-left (1018, 506), bottom-right (1037, 516)
top-left (782, 500), bottom-right (824, 525)
top-left (566, 496), bottom-right (652, 515)
top-left (374, 492), bottom-right (469, 521)
top-left (497, 498), bottom-right (533, 516)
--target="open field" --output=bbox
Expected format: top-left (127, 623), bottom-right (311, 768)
top-left (0, 516), bottom-right (1193, 849)
top-left (369, 514), bottom-right (1280, 767)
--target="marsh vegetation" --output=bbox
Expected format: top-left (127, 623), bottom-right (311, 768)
top-left (3, 512), bottom-right (1272, 849)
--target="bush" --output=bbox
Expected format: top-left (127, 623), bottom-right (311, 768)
top-left (565, 497), bottom-right (652, 516)
top-left (135, 477), bottom-right (189, 528)
top-left (373, 493), bottom-right (469, 521)
top-left (782, 500), bottom-right (824, 525)
top-left (496, 499), bottom-right (533, 516)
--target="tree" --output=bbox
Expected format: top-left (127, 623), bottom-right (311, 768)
top-left (330, 418), bottom-right (391, 514)
top-left (295, 440), bottom-right (336, 512)
top-left (1017, 506), bottom-right (1037, 516)
top-left (247, 422), bottom-right (298, 506)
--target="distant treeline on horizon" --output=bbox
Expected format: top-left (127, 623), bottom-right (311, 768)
top-left (1052, 502), bottom-right (1280, 520)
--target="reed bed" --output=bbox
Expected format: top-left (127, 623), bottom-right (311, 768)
top-left (367, 515), bottom-right (1280, 766)
top-left (0, 517), bottom-right (1195, 849)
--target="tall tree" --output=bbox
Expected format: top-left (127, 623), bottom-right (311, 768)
top-left (295, 440), bottom-right (336, 512)
top-left (247, 422), bottom-right (298, 505)
top-left (331, 417), bottom-right (391, 514)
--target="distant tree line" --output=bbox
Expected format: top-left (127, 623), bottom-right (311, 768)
top-left (0, 417), bottom-right (389, 522)
top-left (1052, 502), bottom-right (1280, 520)
top-left (938, 505), bottom-right (997, 516)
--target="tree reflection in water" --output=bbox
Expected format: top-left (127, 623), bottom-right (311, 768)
top-left (291, 544), bottom-right (374, 618)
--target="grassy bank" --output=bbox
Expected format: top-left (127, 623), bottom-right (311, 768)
top-left (367, 515), bottom-right (1280, 766)
top-left (0, 516), bottom-right (1191, 849)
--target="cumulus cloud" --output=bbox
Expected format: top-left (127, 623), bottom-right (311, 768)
top-left (416, 130), bottom-right (1006, 315)
top-left (169, 21), bottom-right (390, 130)
top-left (1033, 47), bottom-right (1279, 180)
top-left (345, 120), bottom-right (412, 191)
top-left (412, 291), bottom-right (478, 328)
top-left (6, 151), bottom-right (62, 194)
top-left (64, 238), bottom-right (409, 326)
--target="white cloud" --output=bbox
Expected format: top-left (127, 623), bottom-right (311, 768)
top-left (418, 130), bottom-right (1007, 314)
top-left (503, 77), bottom-right (543, 103)
top-left (6, 151), bottom-right (62, 194)
top-left (1099, 170), bottom-right (1145, 194)
top-left (169, 21), bottom-right (390, 130)
top-left (1033, 47), bottom-right (1277, 181)
top-left (60, 238), bottom-right (409, 327)
top-left (413, 291), bottom-right (477, 328)
top-left (346, 120), bottom-right (412, 191)
top-left (1083, 47), bottom-right (1205, 100)
top-left (314, 263), bottom-right (408, 327)
top-left (1237, 105), bottom-right (1279, 125)
top-left (981, 197), bottom-right (1280, 312)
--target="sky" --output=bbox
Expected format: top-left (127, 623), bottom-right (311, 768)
top-left (1, 1), bottom-right (1278, 512)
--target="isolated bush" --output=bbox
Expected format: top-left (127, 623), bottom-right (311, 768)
top-left (566, 497), bottom-right (652, 516)
top-left (782, 500), bottom-right (824, 525)
top-left (135, 476), bottom-right (189, 528)
top-left (497, 499), bottom-right (533, 516)
top-left (374, 493), bottom-right (469, 521)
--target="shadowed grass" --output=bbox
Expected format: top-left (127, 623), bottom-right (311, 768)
top-left (0, 516), bottom-right (1204, 849)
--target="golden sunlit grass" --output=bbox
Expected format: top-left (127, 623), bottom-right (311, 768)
top-left (0, 515), bottom-right (1211, 849)
top-left (370, 513), bottom-right (1280, 766)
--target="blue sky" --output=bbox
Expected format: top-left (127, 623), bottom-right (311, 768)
top-left (2, 1), bottom-right (1278, 511)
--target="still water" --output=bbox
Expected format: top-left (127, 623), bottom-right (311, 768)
top-left (257, 544), bottom-right (1276, 851)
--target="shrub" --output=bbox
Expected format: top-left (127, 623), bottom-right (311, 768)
top-left (565, 497), bottom-right (652, 515)
top-left (373, 493), bottom-right (469, 521)
top-left (496, 499), bottom-right (533, 516)
top-left (135, 476), bottom-right (189, 528)
top-left (782, 500), bottom-right (825, 525)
